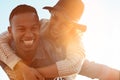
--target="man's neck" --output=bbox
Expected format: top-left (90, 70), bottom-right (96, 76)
top-left (10, 41), bottom-right (38, 65)
top-left (16, 49), bottom-right (37, 65)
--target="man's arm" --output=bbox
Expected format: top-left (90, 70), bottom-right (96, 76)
top-left (14, 61), bottom-right (45, 80)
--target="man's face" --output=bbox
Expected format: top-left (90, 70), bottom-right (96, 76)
top-left (9, 13), bottom-right (40, 53)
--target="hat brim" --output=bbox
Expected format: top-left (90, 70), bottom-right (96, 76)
top-left (43, 6), bottom-right (55, 11)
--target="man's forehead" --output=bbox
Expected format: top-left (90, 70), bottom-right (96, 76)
top-left (11, 13), bottom-right (39, 27)
top-left (13, 12), bottom-right (37, 17)
top-left (11, 12), bottom-right (38, 21)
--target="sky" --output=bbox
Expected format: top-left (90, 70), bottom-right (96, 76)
top-left (0, 0), bottom-right (120, 80)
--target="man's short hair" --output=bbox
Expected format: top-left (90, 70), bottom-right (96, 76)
top-left (9, 4), bottom-right (39, 24)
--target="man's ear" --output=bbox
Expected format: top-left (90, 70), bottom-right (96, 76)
top-left (7, 26), bottom-right (13, 43)
top-left (8, 26), bottom-right (12, 34)
top-left (8, 26), bottom-right (13, 41)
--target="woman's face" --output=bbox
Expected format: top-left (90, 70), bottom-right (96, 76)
top-left (49, 10), bottom-right (74, 37)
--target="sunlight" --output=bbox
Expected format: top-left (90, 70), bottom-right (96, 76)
top-left (0, 0), bottom-right (120, 80)
top-left (81, 0), bottom-right (120, 70)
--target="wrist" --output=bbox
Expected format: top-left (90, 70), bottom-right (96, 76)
top-left (14, 60), bottom-right (25, 70)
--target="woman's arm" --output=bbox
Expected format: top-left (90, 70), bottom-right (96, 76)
top-left (79, 59), bottom-right (119, 80)
top-left (0, 31), bottom-right (85, 78)
top-left (0, 32), bottom-right (44, 80)
top-left (0, 31), bottom-right (21, 69)
top-left (37, 32), bottom-right (85, 78)
top-left (56, 35), bottom-right (85, 77)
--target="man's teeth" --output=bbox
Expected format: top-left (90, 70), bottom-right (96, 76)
top-left (24, 40), bottom-right (33, 45)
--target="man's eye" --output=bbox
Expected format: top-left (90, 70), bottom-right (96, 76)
top-left (32, 25), bottom-right (39, 30)
top-left (17, 28), bottom-right (25, 31)
top-left (32, 27), bottom-right (37, 30)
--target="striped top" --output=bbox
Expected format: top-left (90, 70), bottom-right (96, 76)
top-left (0, 19), bottom-right (85, 79)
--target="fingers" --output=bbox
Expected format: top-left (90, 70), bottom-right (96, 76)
top-left (14, 61), bottom-right (45, 80)
top-left (36, 75), bottom-right (45, 80)
top-left (31, 68), bottom-right (45, 80)
top-left (14, 70), bottom-right (24, 80)
top-left (23, 72), bottom-right (38, 80)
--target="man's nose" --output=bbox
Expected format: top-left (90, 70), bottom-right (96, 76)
top-left (24, 30), bottom-right (34, 39)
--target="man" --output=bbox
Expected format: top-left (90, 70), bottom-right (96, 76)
top-left (0, 0), bottom-right (119, 80)
top-left (0, 0), bottom-right (86, 80)
top-left (0, 4), bottom-right (45, 80)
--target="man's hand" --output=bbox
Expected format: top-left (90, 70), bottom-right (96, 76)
top-left (14, 61), bottom-right (45, 80)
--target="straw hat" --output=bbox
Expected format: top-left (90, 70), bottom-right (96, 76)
top-left (43, 0), bottom-right (84, 21)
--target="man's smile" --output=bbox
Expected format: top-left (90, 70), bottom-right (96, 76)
top-left (23, 40), bottom-right (34, 46)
